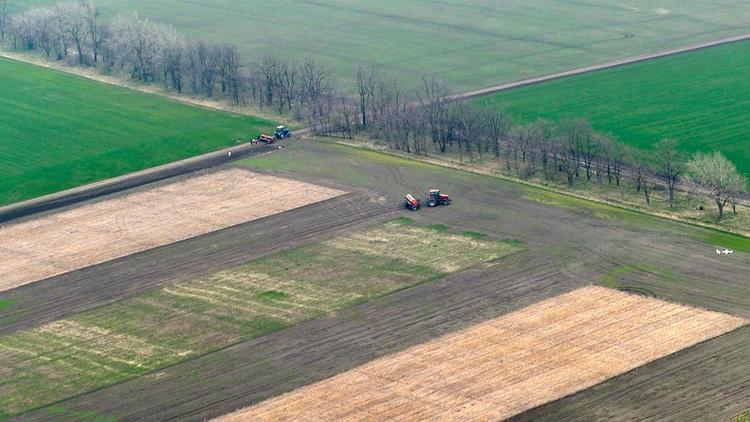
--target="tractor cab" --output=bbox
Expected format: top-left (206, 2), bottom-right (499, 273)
top-left (428, 189), bottom-right (451, 207)
top-left (273, 125), bottom-right (292, 139)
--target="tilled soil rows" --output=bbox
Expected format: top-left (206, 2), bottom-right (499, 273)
top-left (8, 141), bottom-right (750, 421)
top-left (216, 286), bottom-right (745, 422)
top-left (0, 169), bottom-right (344, 292)
top-left (18, 250), bottom-right (578, 422)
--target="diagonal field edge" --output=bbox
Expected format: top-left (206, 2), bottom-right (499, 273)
top-left (215, 286), bottom-right (746, 421)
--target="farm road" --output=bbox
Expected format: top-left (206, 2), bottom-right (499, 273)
top-left (16, 140), bottom-right (750, 421)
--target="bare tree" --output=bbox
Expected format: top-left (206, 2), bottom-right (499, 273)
top-left (9, 12), bottom-right (37, 50)
top-left (109, 12), bottom-right (161, 81)
top-left (418, 77), bottom-right (452, 153)
top-left (556, 135), bottom-right (578, 186)
top-left (159, 25), bottom-right (183, 92)
top-left (0, 0), bottom-right (8, 41)
top-left (561, 118), bottom-right (591, 180)
top-left (643, 178), bottom-right (653, 206)
top-left (83, 0), bottom-right (104, 63)
top-left (356, 65), bottom-right (375, 127)
top-left (654, 138), bottom-right (684, 207)
top-left (218, 45), bottom-right (244, 105)
top-left (57, 1), bottom-right (88, 64)
top-left (630, 152), bottom-right (648, 193)
top-left (688, 152), bottom-right (747, 220)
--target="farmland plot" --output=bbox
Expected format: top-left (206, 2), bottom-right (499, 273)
top-left (0, 220), bottom-right (519, 416)
top-left (13, 1), bottom-right (750, 90)
top-left (0, 58), bottom-right (275, 206)
top-left (0, 169), bottom-right (344, 292)
top-left (217, 286), bottom-right (745, 422)
top-left (475, 40), bottom-right (750, 174)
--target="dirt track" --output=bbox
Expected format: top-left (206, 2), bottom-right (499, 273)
top-left (12, 141), bottom-right (750, 421)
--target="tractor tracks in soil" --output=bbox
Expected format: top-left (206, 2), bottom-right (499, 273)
top-left (18, 250), bottom-right (579, 422)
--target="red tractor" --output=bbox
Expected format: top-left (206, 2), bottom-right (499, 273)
top-left (427, 189), bottom-right (451, 207)
top-left (404, 194), bottom-right (421, 211)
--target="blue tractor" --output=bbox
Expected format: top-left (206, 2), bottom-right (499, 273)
top-left (273, 125), bottom-right (292, 139)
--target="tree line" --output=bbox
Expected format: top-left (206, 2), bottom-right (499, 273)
top-left (2, 0), bottom-right (746, 220)
top-left (326, 71), bottom-right (747, 220)
top-left (2, 0), bottom-right (336, 116)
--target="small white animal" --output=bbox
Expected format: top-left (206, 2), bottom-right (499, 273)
top-left (716, 248), bottom-right (734, 255)
top-left (228, 151), bottom-right (232, 157)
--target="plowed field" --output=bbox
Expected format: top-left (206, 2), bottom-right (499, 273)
top-left (0, 169), bottom-right (344, 291)
top-left (217, 286), bottom-right (745, 422)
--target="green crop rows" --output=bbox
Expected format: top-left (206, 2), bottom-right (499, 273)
top-left (0, 58), bottom-right (275, 206)
top-left (476, 40), bottom-right (750, 175)
top-left (14, 0), bottom-right (750, 90)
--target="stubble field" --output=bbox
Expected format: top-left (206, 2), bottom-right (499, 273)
top-left (0, 218), bottom-right (519, 416)
top-left (7, 140), bottom-right (750, 421)
top-left (216, 286), bottom-right (745, 421)
top-left (0, 169), bottom-right (344, 291)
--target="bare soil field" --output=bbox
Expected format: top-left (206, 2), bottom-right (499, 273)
top-left (216, 286), bottom-right (744, 422)
top-left (513, 324), bottom-right (750, 421)
top-left (0, 169), bottom-right (344, 291)
top-left (10, 141), bottom-right (750, 421)
top-left (0, 219), bottom-right (517, 416)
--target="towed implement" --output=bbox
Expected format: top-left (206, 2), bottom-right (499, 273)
top-left (252, 134), bottom-right (277, 145)
top-left (404, 194), bottom-right (421, 211)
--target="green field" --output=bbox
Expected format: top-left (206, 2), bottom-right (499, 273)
top-left (0, 220), bottom-right (518, 416)
top-left (14, 0), bottom-right (750, 90)
top-left (0, 58), bottom-right (275, 206)
top-left (475, 40), bottom-right (750, 175)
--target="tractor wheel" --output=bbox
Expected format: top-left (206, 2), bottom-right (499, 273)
top-left (428, 199), bottom-right (437, 207)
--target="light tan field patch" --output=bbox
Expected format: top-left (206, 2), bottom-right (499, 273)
top-left (326, 222), bottom-right (509, 272)
top-left (0, 169), bottom-right (344, 292)
top-left (216, 286), bottom-right (746, 422)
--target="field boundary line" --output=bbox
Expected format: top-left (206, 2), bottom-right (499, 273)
top-left (324, 138), bottom-right (750, 239)
top-left (0, 143), bottom-right (280, 224)
top-left (449, 33), bottom-right (750, 100)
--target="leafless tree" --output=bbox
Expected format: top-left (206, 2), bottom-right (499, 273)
top-left (0, 0), bottom-right (8, 41)
top-left (356, 65), bottom-right (375, 127)
top-left (561, 118), bottom-right (590, 180)
top-left (654, 138), bottom-right (684, 207)
top-left (9, 12), bottom-right (36, 50)
top-left (643, 178), bottom-right (653, 206)
top-left (630, 151), bottom-right (648, 193)
top-left (688, 152), bottom-right (747, 220)
top-left (57, 1), bottom-right (88, 64)
top-left (109, 12), bottom-right (161, 81)
top-left (159, 26), bottom-right (183, 92)
top-left (83, 0), bottom-right (104, 63)
top-left (218, 45), bottom-right (244, 105)
top-left (418, 77), bottom-right (452, 153)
